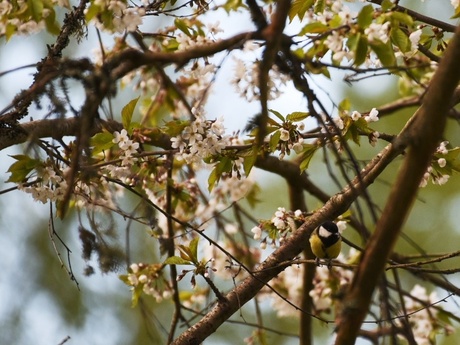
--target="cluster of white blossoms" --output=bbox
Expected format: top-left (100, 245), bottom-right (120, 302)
top-left (73, 176), bottom-right (120, 211)
top-left (251, 208), bottom-right (302, 249)
top-left (231, 42), bottom-right (290, 102)
top-left (112, 129), bottom-right (140, 165)
top-left (365, 22), bottom-right (391, 44)
top-left (321, 1), bottom-right (358, 61)
top-left (0, 1), bottom-right (47, 36)
top-left (85, 0), bottom-right (145, 33)
top-left (96, 129), bottom-right (141, 184)
top-left (326, 108), bottom-right (380, 149)
top-left (399, 285), bottom-right (455, 345)
top-left (203, 236), bottom-right (262, 281)
top-left (170, 113), bottom-right (230, 164)
top-left (19, 165), bottom-right (68, 204)
top-left (420, 141), bottom-right (450, 187)
top-left (332, 107), bottom-right (379, 132)
top-left (308, 253), bottom-right (354, 313)
top-left (268, 250), bottom-right (354, 318)
top-left (126, 263), bottom-right (173, 303)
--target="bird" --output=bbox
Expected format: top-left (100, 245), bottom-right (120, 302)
top-left (309, 221), bottom-right (342, 267)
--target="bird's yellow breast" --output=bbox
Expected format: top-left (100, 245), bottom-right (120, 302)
top-left (309, 234), bottom-right (341, 259)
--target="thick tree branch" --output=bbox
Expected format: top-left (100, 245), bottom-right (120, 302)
top-left (335, 24), bottom-right (460, 345)
top-left (256, 0), bottom-right (291, 146)
top-left (106, 32), bottom-right (256, 81)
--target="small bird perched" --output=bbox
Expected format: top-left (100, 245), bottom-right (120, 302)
top-left (309, 221), bottom-right (342, 266)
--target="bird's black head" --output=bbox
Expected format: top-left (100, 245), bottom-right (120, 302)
top-left (320, 221), bottom-right (339, 234)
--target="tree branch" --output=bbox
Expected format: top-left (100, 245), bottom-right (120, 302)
top-left (335, 23), bottom-right (460, 345)
top-left (171, 112), bottom-right (412, 344)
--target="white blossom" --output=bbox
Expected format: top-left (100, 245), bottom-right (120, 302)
top-left (351, 111), bottom-right (361, 121)
top-left (365, 108), bottom-right (379, 122)
top-left (364, 22), bottom-right (391, 43)
top-left (409, 29), bottom-right (423, 51)
top-left (251, 226), bottom-right (262, 240)
top-left (437, 141), bottom-right (449, 154)
top-left (279, 129), bottom-right (290, 141)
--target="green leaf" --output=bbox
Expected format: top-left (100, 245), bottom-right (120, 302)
top-left (174, 18), bottom-right (192, 37)
top-left (343, 117), bottom-right (360, 145)
top-left (357, 4), bottom-right (374, 29)
top-left (164, 256), bottom-right (193, 265)
top-left (286, 111), bottom-right (309, 122)
top-left (189, 237), bottom-right (199, 260)
top-left (243, 149), bottom-right (257, 177)
top-left (223, 0), bottom-right (244, 13)
top-left (27, 0), bottom-right (44, 22)
top-left (91, 131), bottom-right (116, 155)
top-left (131, 283), bottom-right (143, 307)
top-left (207, 158), bottom-right (232, 191)
top-left (391, 27), bottom-right (410, 52)
top-left (299, 22), bottom-right (328, 35)
top-left (338, 98), bottom-right (351, 113)
top-left (354, 34), bottom-right (368, 66)
top-left (381, 0), bottom-right (395, 11)
top-left (440, 147), bottom-right (460, 173)
top-left (122, 97), bottom-right (140, 131)
top-left (245, 183), bottom-right (261, 208)
top-left (390, 11), bottom-right (414, 26)
top-left (178, 243), bottom-right (197, 263)
top-left (269, 130), bottom-right (281, 153)
top-left (84, 4), bottom-right (101, 22)
top-left (268, 109), bottom-right (285, 122)
top-left (119, 274), bottom-right (130, 285)
top-left (289, 0), bottom-right (314, 22)
top-left (6, 155), bottom-right (40, 182)
top-left (163, 120), bottom-right (189, 137)
top-left (44, 8), bottom-right (60, 35)
top-left (299, 144), bottom-right (318, 172)
top-left (369, 40), bottom-right (396, 67)
top-left (452, 5), bottom-right (460, 19)
top-left (208, 166), bottom-right (219, 192)
top-left (313, 0), bottom-right (325, 14)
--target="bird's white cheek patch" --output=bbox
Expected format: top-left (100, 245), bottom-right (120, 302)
top-left (318, 226), bottom-right (331, 238)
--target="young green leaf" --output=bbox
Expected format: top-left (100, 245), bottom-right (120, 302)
top-left (289, 0), bottom-right (314, 22)
top-left (269, 130), bottom-right (281, 153)
top-left (6, 155), bottom-right (40, 183)
top-left (354, 34), bottom-right (369, 66)
top-left (357, 4), bottom-right (374, 29)
top-left (164, 256), bottom-right (193, 265)
top-left (391, 27), bottom-right (411, 53)
top-left (91, 131), bottom-right (116, 154)
top-left (174, 18), bottom-right (192, 37)
top-left (122, 97), bottom-right (140, 131)
top-left (243, 149), bottom-right (257, 177)
top-left (299, 144), bottom-right (318, 172)
top-left (268, 109), bottom-right (285, 122)
top-left (189, 238), bottom-right (199, 261)
top-left (286, 111), bottom-right (309, 122)
top-left (27, 0), bottom-right (44, 22)
top-left (369, 40), bottom-right (396, 67)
